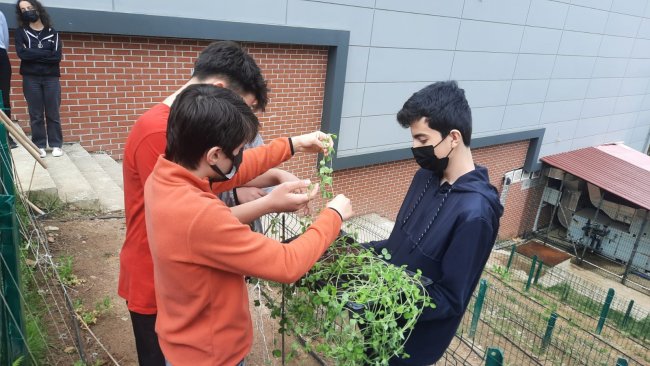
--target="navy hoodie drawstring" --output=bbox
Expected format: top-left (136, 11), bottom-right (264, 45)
top-left (401, 173), bottom-right (453, 252)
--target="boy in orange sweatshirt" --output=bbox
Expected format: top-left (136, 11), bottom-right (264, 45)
top-left (144, 84), bottom-right (353, 366)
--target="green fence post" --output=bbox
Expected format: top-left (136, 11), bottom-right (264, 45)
top-left (596, 288), bottom-right (615, 335)
top-left (525, 255), bottom-right (538, 292)
top-left (506, 244), bottom-right (516, 271)
top-left (621, 300), bottom-right (634, 328)
top-left (541, 312), bottom-right (557, 353)
top-left (0, 122), bottom-right (26, 365)
top-left (469, 279), bottom-right (488, 339)
top-left (533, 260), bottom-right (544, 286)
top-left (616, 358), bottom-right (628, 366)
top-left (485, 347), bottom-right (504, 366)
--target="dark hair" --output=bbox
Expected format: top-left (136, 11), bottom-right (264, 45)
top-left (165, 84), bottom-right (259, 169)
top-left (397, 81), bottom-right (472, 146)
top-left (192, 41), bottom-right (269, 112)
top-left (15, 0), bottom-right (52, 28)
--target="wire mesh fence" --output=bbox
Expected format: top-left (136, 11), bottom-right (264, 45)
top-left (486, 246), bottom-right (649, 365)
top-left (0, 126), bottom-right (117, 365)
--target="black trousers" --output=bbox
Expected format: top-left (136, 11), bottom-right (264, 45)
top-left (22, 74), bottom-right (62, 149)
top-left (0, 48), bottom-right (10, 118)
top-left (0, 48), bottom-right (15, 148)
top-left (129, 310), bottom-right (166, 366)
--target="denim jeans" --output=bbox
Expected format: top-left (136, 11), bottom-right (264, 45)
top-left (22, 75), bottom-right (62, 149)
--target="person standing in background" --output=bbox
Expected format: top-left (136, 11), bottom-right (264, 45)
top-left (0, 9), bottom-right (17, 148)
top-left (14, 0), bottom-right (63, 158)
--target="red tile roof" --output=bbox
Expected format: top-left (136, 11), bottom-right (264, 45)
top-left (541, 143), bottom-right (650, 210)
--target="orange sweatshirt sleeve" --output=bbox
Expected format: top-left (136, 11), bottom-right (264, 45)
top-left (186, 201), bottom-right (342, 283)
top-left (212, 137), bottom-right (292, 194)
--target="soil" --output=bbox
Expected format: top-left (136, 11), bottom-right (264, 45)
top-left (42, 215), bottom-right (320, 366)
top-left (516, 240), bottom-right (572, 267)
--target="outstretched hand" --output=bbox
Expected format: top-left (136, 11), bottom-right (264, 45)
top-left (266, 180), bottom-right (319, 213)
top-left (292, 131), bottom-right (333, 155)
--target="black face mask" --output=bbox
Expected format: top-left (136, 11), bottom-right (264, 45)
top-left (411, 136), bottom-right (453, 178)
top-left (22, 10), bottom-right (39, 23)
top-left (209, 148), bottom-right (243, 183)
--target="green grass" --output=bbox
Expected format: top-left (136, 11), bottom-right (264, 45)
top-left (546, 283), bottom-right (649, 342)
top-left (16, 197), bottom-right (50, 364)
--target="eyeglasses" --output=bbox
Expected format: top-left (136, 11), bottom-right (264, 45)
top-left (20, 6), bottom-right (35, 12)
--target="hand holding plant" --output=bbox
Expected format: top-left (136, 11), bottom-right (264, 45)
top-left (291, 131), bottom-right (333, 154)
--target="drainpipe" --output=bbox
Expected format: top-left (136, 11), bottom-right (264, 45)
top-left (622, 210), bottom-right (649, 285)
top-left (578, 190), bottom-right (604, 265)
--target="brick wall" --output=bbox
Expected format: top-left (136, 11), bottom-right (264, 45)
top-left (6, 31), bottom-right (546, 239)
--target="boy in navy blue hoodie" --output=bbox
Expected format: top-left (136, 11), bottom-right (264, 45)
top-left (368, 81), bottom-right (504, 365)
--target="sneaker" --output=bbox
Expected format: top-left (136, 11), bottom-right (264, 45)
top-left (38, 148), bottom-right (46, 158)
top-left (52, 147), bottom-right (63, 157)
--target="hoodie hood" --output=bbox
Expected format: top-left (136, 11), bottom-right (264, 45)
top-left (451, 165), bottom-right (504, 219)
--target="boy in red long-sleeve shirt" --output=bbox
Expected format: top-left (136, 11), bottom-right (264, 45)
top-left (144, 84), bottom-right (353, 366)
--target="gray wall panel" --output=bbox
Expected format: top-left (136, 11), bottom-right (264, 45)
top-left (472, 106), bottom-right (506, 134)
top-left (370, 10), bottom-right (459, 49)
top-left (26, 0), bottom-right (113, 11)
top-left (604, 12), bottom-right (641, 37)
top-left (452, 52), bottom-right (518, 81)
top-left (502, 103), bottom-right (544, 129)
top-left (514, 54), bottom-right (557, 79)
top-left (459, 81), bottom-right (511, 108)
top-left (575, 116), bottom-right (611, 138)
top-left (620, 78), bottom-right (650, 96)
top-left (541, 100), bottom-right (584, 123)
top-left (614, 95), bottom-right (645, 114)
top-left (546, 79), bottom-right (590, 102)
top-left (581, 98), bottom-right (617, 118)
top-left (337, 117), bottom-right (361, 151)
top-left (341, 83), bottom-right (364, 118)
top-left (609, 113), bottom-right (638, 131)
top-left (361, 82), bottom-right (428, 116)
top-left (462, 0), bottom-right (531, 25)
top-left (599, 36), bottom-right (635, 58)
top-left (374, 0), bottom-right (464, 18)
top-left (636, 110), bottom-right (650, 126)
top-left (630, 38), bottom-right (650, 59)
top-left (571, 0), bottom-right (612, 11)
top-left (558, 31), bottom-right (602, 57)
top-left (114, 0), bottom-right (287, 24)
top-left (626, 59), bottom-right (650, 77)
top-left (312, 0), bottom-right (374, 7)
top-left (587, 78), bottom-right (623, 98)
top-left (564, 5), bottom-right (609, 34)
top-left (638, 19), bottom-right (650, 39)
top-left (357, 115), bottom-right (411, 148)
top-left (365, 48), bottom-right (453, 83)
top-left (611, 0), bottom-right (647, 16)
top-left (345, 46), bottom-right (369, 83)
top-left (542, 120), bottom-right (579, 143)
top-left (508, 80), bottom-right (550, 104)
top-left (539, 140), bottom-right (573, 158)
top-left (520, 27), bottom-right (562, 54)
top-left (604, 129), bottom-right (628, 143)
top-left (456, 20), bottom-right (524, 53)
top-left (592, 58), bottom-right (629, 78)
top-left (552, 56), bottom-right (596, 79)
top-left (571, 134), bottom-right (606, 150)
top-left (286, 0), bottom-right (373, 45)
top-left (527, 0), bottom-right (569, 29)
